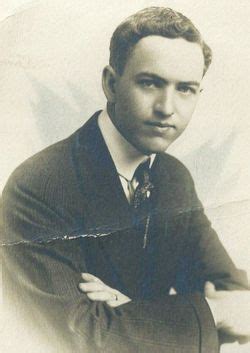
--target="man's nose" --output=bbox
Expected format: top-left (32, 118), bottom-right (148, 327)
top-left (154, 87), bottom-right (175, 117)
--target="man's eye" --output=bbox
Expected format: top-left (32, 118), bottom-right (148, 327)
top-left (178, 86), bottom-right (196, 95)
top-left (139, 79), bottom-right (158, 88)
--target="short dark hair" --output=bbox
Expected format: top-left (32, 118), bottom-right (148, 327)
top-left (110, 7), bottom-right (212, 76)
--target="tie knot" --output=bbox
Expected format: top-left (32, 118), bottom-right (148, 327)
top-left (133, 158), bottom-right (151, 185)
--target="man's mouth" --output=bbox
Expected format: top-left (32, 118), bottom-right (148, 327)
top-left (146, 121), bottom-right (176, 130)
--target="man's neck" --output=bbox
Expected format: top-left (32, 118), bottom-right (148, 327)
top-left (98, 108), bottom-right (155, 181)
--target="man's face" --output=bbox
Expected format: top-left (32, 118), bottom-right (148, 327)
top-left (111, 35), bottom-right (204, 154)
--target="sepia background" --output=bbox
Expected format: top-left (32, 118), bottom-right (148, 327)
top-left (0, 1), bottom-right (249, 352)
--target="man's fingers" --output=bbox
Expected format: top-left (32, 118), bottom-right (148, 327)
top-left (81, 273), bottom-right (103, 283)
top-left (86, 291), bottom-right (117, 302)
top-left (79, 282), bottom-right (107, 292)
top-left (79, 273), bottom-right (131, 308)
top-left (204, 281), bottom-right (216, 297)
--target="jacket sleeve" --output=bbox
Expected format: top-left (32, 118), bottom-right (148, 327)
top-left (1, 169), bottom-right (219, 353)
top-left (182, 177), bottom-right (249, 292)
top-left (174, 176), bottom-right (249, 346)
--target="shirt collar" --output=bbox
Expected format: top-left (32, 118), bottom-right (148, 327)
top-left (98, 109), bottom-right (155, 181)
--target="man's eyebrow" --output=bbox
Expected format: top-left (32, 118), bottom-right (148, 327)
top-left (135, 72), bottom-right (200, 86)
top-left (178, 81), bottom-right (200, 87)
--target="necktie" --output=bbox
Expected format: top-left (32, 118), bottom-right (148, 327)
top-left (130, 159), bottom-right (154, 248)
top-left (131, 159), bottom-right (154, 209)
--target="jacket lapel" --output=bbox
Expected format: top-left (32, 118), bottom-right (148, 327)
top-left (151, 154), bottom-right (189, 221)
top-left (74, 112), bottom-right (133, 235)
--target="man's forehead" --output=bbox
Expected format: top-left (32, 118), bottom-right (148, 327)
top-left (125, 36), bottom-right (204, 82)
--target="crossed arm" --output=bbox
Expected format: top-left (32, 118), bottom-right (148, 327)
top-left (2, 238), bottom-right (249, 353)
top-left (79, 272), bottom-right (250, 340)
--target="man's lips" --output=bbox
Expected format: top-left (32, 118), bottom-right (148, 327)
top-left (145, 121), bottom-right (176, 129)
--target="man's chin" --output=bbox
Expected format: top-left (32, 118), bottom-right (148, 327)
top-left (127, 134), bottom-right (174, 155)
top-left (136, 141), bottom-right (171, 155)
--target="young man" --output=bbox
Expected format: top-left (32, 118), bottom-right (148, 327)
top-left (1, 6), bottom-right (249, 353)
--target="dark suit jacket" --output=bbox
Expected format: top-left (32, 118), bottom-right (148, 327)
top-left (1, 111), bottom-right (248, 353)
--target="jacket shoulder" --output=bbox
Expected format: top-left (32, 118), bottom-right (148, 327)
top-left (1, 126), bottom-right (88, 244)
top-left (4, 136), bottom-right (73, 194)
top-left (157, 152), bottom-right (194, 184)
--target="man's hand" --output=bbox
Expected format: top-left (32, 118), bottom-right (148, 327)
top-left (205, 281), bottom-right (250, 339)
top-left (79, 273), bottom-right (131, 308)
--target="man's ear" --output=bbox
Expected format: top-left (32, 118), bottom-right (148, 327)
top-left (102, 65), bottom-right (118, 103)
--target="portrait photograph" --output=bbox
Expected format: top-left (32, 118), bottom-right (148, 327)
top-left (0, 1), bottom-right (250, 352)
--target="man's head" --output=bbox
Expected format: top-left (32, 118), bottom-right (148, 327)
top-left (102, 7), bottom-right (212, 154)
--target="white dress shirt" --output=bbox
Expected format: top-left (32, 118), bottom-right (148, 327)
top-left (98, 109), bottom-right (155, 203)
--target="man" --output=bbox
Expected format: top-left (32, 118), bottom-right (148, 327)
top-left (1, 6), bottom-right (249, 353)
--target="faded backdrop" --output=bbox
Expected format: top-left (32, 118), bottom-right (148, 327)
top-left (0, 1), bottom-right (249, 352)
